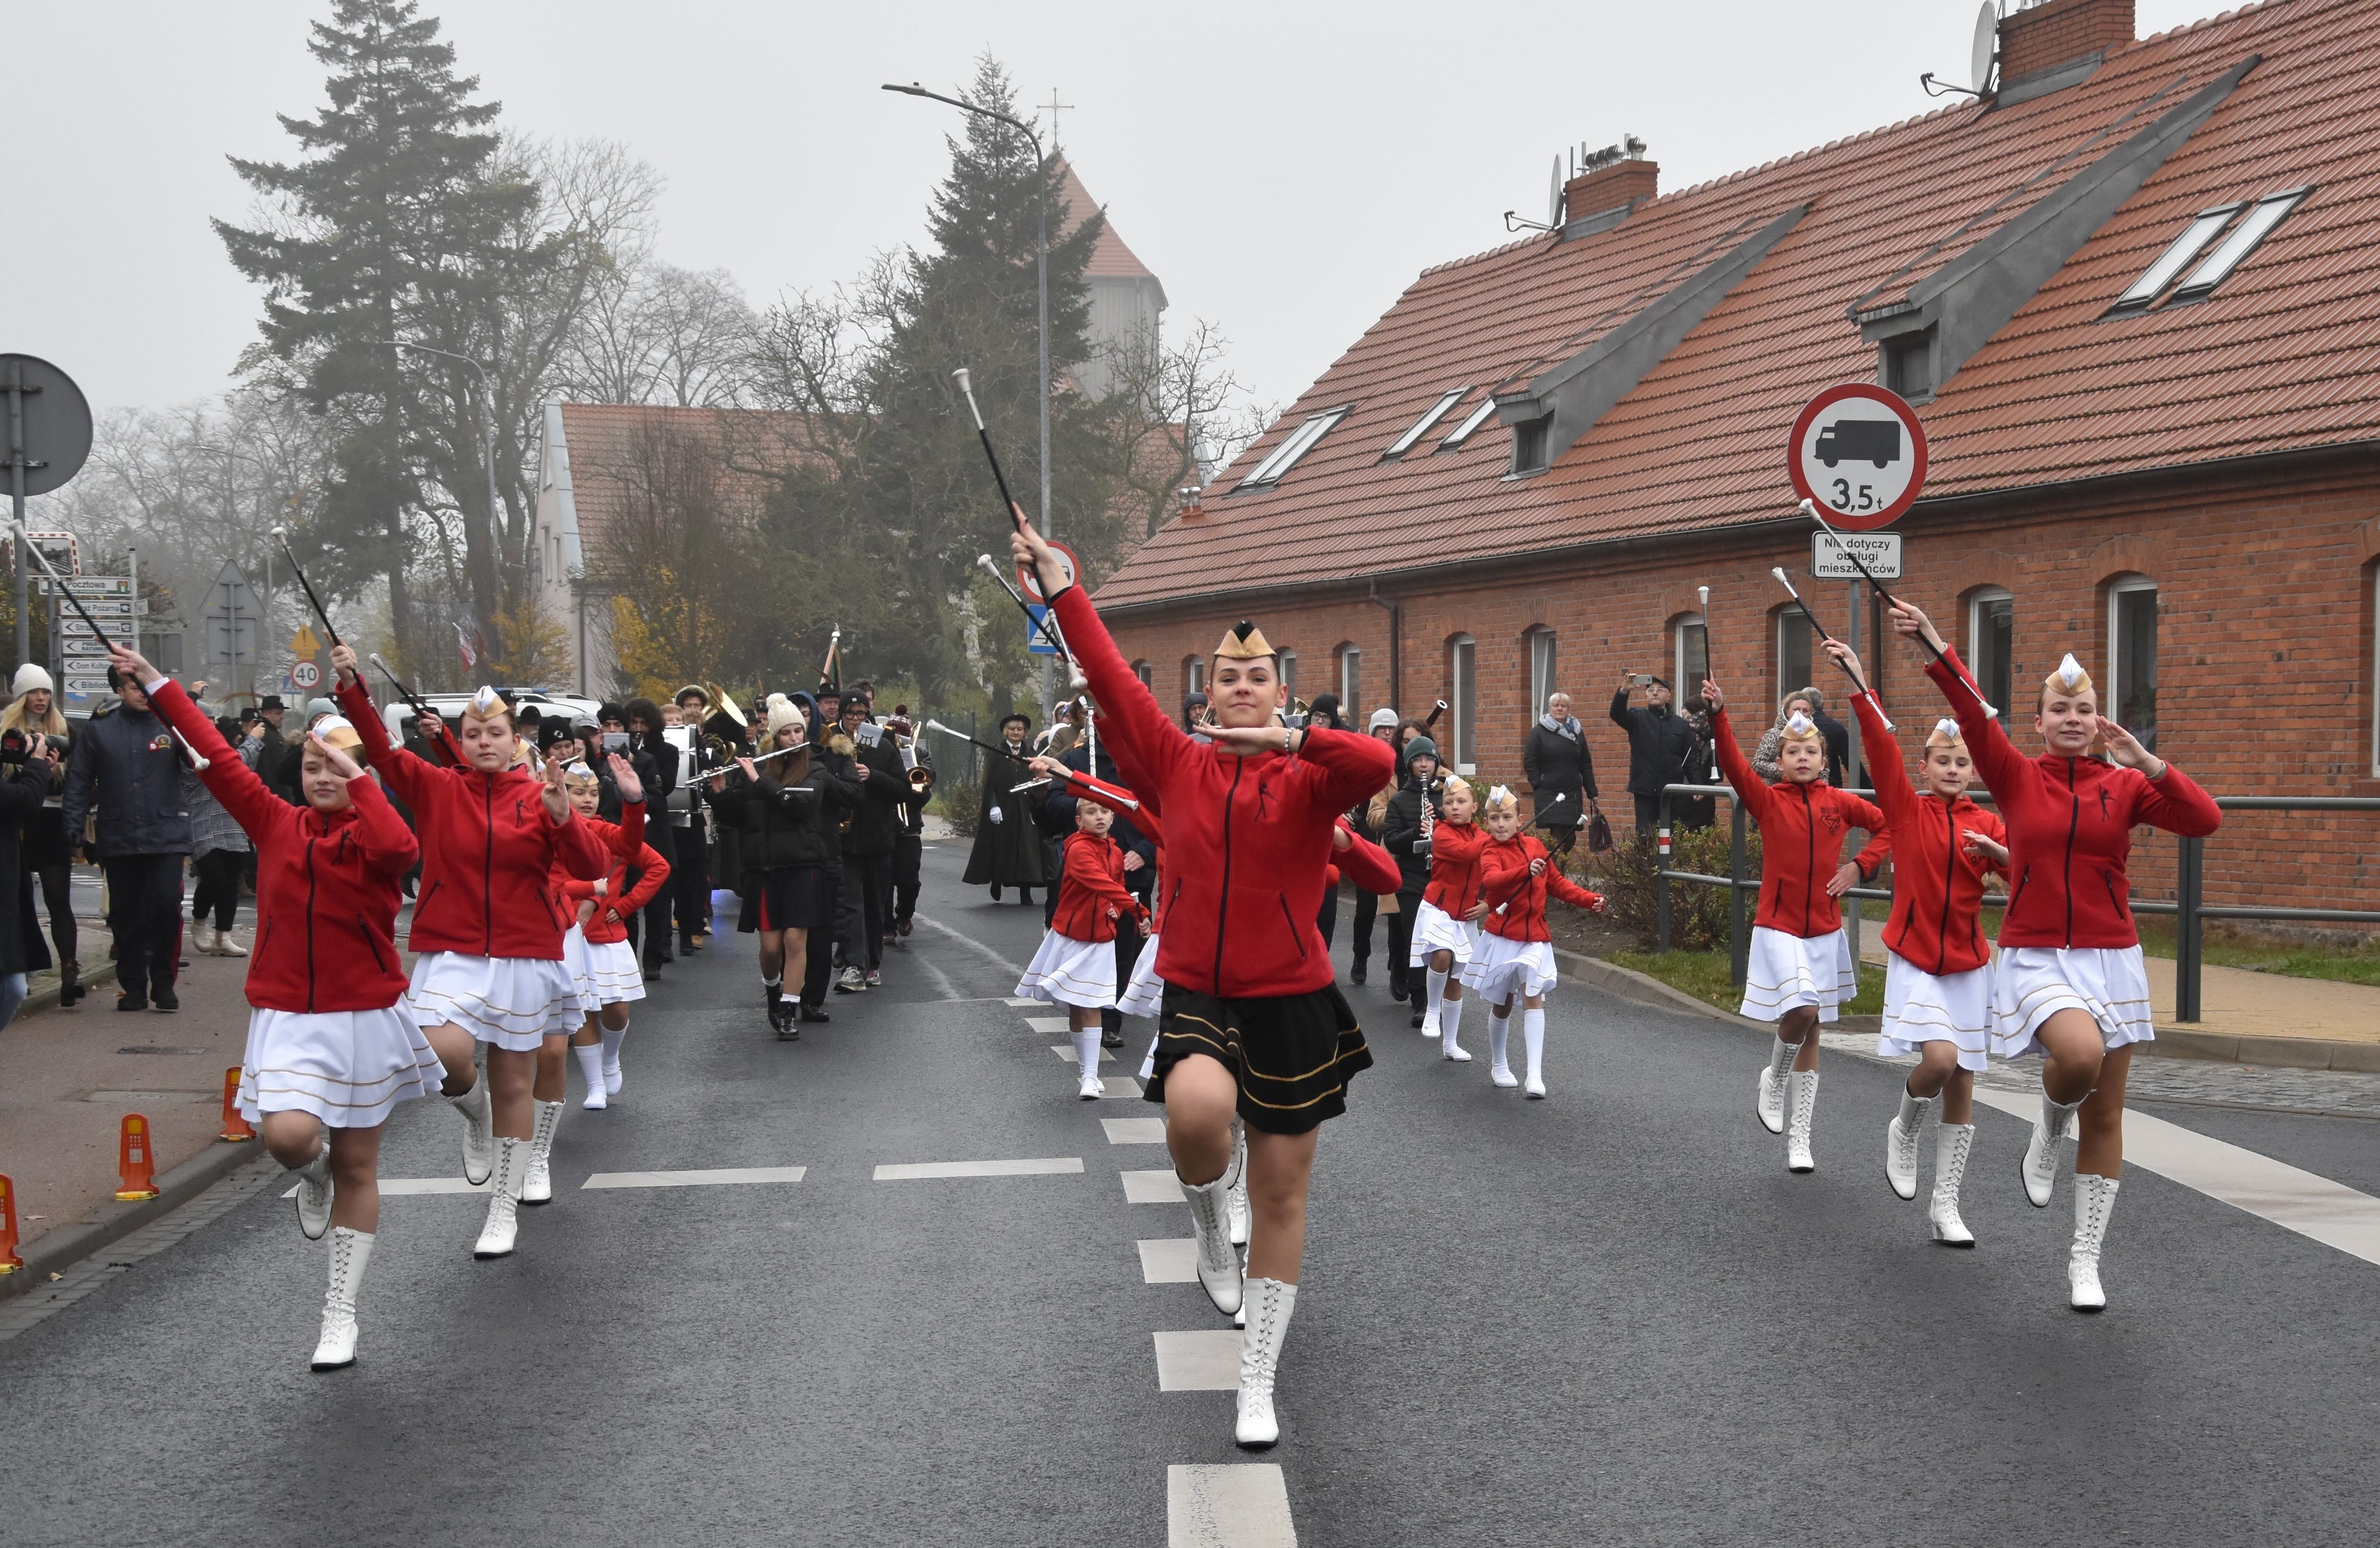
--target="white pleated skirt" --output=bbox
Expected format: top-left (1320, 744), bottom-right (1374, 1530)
top-left (1016, 930), bottom-right (1118, 1010)
top-left (1460, 934), bottom-right (1558, 1004)
top-left (1116, 931), bottom-right (1164, 1018)
top-left (583, 937), bottom-right (645, 1006)
top-left (1408, 899), bottom-right (1476, 968)
top-left (1991, 945), bottom-right (2155, 1059)
top-left (1878, 954), bottom-right (1992, 1071)
top-left (1738, 926), bottom-right (1855, 1024)
top-left (562, 924), bottom-right (601, 1015)
top-left (239, 1005), bottom-right (449, 1128)
top-left (406, 951), bottom-right (583, 1051)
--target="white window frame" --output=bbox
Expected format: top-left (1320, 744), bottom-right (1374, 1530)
top-left (1777, 608), bottom-right (1813, 702)
top-left (1278, 650), bottom-right (1298, 703)
top-left (1338, 645), bottom-right (1360, 725)
top-left (1967, 587), bottom-right (2014, 716)
top-left (1239, 406), bottom-right (1349, 488)
top-left (1449, 634), bottom-right (1477, 774)
top-left (2107, 575), bottom-right (2158, 749)
top-left (2173, 188), bottom-right (2311, 303)
top-left (2371, 565), bottom-right (2380, 777)
top-left (1527, 628), bottom-right (1557, 721)
top-left (1437, 396), bottom-right (1499, 451)
top-left (1133, 660), bottom-right (1152, 688)
top-left (2111, 203), bottom-right (2241, 312)
top-left (1185, 657), bottom-right (1205, 697)
top-left (1384, 390), bottom-right (1467, 459)
top-left (1674, 614), bottom-right (1707, 698)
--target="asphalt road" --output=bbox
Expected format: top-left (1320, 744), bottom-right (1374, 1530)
top-left (3, 839), bottom-right (2376, 1546)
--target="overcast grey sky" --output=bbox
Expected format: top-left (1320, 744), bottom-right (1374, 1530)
top-left (5, 0), bottom-right (2218, 418)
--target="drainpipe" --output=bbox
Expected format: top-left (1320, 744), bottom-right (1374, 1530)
top-left (1366, 580), bottom-right (1401, 717)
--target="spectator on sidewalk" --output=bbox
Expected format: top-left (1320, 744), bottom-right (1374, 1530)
top-left (186, 753), bottom-right (252, 959)
top-left (1753, 687), bottom-right (1849, 790)
top-left (0, 734), bottom-right (61, 1031)
top-left (1609, 673), bottom-right (1698, 835)
top-left (62, 665), bottom-right (195, 1011)
top-left (1521, 690), bottom-right (1598, 856)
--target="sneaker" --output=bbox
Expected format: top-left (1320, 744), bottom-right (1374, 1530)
top-left (836, 967), bottom-right (866, 993)
top-left (864, 969), bottom-right (881, 988)
top-left (1077, 1074), bottom-right (1105, 1100)
top-left (151, 985), bottom-right (180, 1012)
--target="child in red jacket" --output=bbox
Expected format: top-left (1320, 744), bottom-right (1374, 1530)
top-left (1466, 787), bottom-right (1606, 1096)
top-left (555, 759), bottom-right (668, 1115)
top-left (1828, 641), bottom-right (2007, 1246)
top-left (1706, 680), bottom-right (1888, 1175)
top-left (1018, 795), bottom-right (1150, 1098)
top-left (1410, 775), bottom-right (1491, 1061)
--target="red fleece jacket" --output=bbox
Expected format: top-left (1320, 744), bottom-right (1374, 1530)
top-left (1479, 834), bottom-right (1606, 942)
top-left (1052, 829), bottom-right (1145, 943)
top-left (554, 803), bottom-right (664, 945)
top-left (1851, 692), bottom-right (2006, 976)
top-left (1711, 706), bottom-right (1889, 940)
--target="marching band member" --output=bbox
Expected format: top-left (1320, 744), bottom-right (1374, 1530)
top-left (1017, 790), bottom-right (1150, 1097)
top-left (126, 645), bottom-right (431, 1369)
top-left (1398, 768), bottom-right (1490, 1061)
top-left (1892, 603), bottom-right (2221, 1309)
top-left (1018, 516), bottom-right (1395, 1451)
top-left (1466, 787), bottom-right (1606, 1096)
top-left (1826, 640), bottom-right (2006, 1246)
top-left (1379, 731), bottom-right (1440, 1012)
top-left (331, 643), bottom-right (610, 1260)
top-left (554, 759), bottom-right (666, 1112)
top-left (708, 696), bottom-right (857, 1036)
top-left (1703, 679), bottom-right (1889, 1174)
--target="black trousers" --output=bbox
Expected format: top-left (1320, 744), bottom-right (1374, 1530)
top-left (105, 852), bottom-right (185, 996)
top-left (892, 832), bottom-right (923, 924)
top-left (1386, 896), bottom-right (1418, 990)
top-left (670, 815), bottom-right (709, 941)
top-left (840, 853), bottom-right (891, 972)
top-left (1350, 888), bottom-right (1377, 964)
top-left (639, 822), bottom-right (677, 967)
top-left (803, 887), bottom-right (838, 1006)
top-left (1316, 885), bottom-right (1339, 949)
top-left (1633, 794), bottom-right (1665, 835)
top-left (190, 849), bottom-right (245, 931)
top-left (36, 863), bottom-right (75, 963)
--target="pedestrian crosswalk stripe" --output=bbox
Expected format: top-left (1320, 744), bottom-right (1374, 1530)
top-left (1123, 1169), bottom-right (1186, 1203)
top-left (1004, 997), bottom-right (1040, 1007)
top-left (1102, 1117), bottom-right (1168, 1145)
top-left (1052, 1043), bottom-right (1116, 1063)
top-left (1974, 1090), bottom-right (2380, 1265)
top-left (282, 1176), bottom-right (485, 1198)
top-left (1026, 1015), bottom-right (1074, 1033)
top-left (1094, 1077), bottom-right (1145, 1101)
top-left (581, 1167), bottom-right (807, 1189)
top-left (1153, 1330), bottom-right (1242, 1390)
top-left (1138, 1239), bottom-right (1198, 1283)
top-left (1168, 1464), bottom-right (1297, 1548)
top-left (872, 1157), bottom-right (1084, 1181)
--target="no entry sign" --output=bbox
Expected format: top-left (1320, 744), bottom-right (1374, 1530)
top-left (1787, 384), bottom-right (1927, 532)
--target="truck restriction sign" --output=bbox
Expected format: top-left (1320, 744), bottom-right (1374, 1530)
top-left (1787, 384), bottom-right (1927, 532)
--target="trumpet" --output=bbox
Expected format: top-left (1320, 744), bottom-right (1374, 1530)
top-left (896, 731), bottom-right (936, 791)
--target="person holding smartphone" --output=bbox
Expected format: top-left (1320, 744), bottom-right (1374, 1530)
top-left (1609, 671), bottom-right (1699, 835)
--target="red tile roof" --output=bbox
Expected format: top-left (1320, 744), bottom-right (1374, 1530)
top-left (1098, 0), bottom-right (2377, 609)
top-left (1055, 156), bottom-right (1158, 283)
top-left (557, 403), bottom-right (825, 551)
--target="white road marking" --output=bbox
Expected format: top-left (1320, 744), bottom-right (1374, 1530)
top-left (872, 1157), bottom-right (1084, 1181)
top-left (909, 912), bottom-right (1026, 975)
top-left (1153, 1330), bottom-right (1243, 1391)
top-left (1973, 1089), bottom-right (2380, 1267)
top-left (1123, 1169), bottom-right (1186, 1204)
top-left (1026, 1015), bottom-right (1075, 1034)
top-left (1103, 1117), bottom-right (1168, 1145)
top-left (1168, 1464), bottom-right (1297, 1548)
top-left (1095, 1077), bottom-right (1145, 1101)
top-left (1138, 1239), bottom-right (1199, 1283)
top-left (1052, 1043), bottom-right (1117, 1063)
top-left (581, 1167), bottom-right (807, 1189)
top-left (1004, 997), bottom-right (1041, 1007)
top-left (908, 949), bottom-right (961, 1001)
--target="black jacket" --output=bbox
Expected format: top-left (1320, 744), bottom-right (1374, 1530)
top-left (1379, 741), bottom-right (1445, 898)
top-left (962, 740), bottom-right (1046, 887)
top-left (709, 755), bottom-right (859, 873)
top-left (1521, 718), bottom-right (1598, 828)
top-left (841, 728), bottom-right (909, 858)
top-left (1607, 690), bottom-right (1699, 799)
top-left (0, 762), bottom-right (56, 975)
top-left (62, 701), bottom-right (193, 857)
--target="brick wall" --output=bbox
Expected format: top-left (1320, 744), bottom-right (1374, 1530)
top-left (1102, 449), bottom-right (2380, 918)
top-left (2000, 0), bottom-right (2134, 83)
top-left (1565, 159), bottom-right (1658, 218)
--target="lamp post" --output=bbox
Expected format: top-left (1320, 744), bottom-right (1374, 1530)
top-left (386, 338), bottom-right (503, 653)
top-left (882, 80), bottom-right (1054, 720)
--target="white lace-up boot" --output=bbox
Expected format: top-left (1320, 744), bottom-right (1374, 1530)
top-left (474, 1137), bottom-right (527, 1258)
top-left (1885, 1088), bottom-right (1936, 1200)
top-left (309, 1227), bottom-right (374, 1370)
top-left (1930, 1123), bottom-right (1977, 1246)
top-left (523, 1099), bottom-right (563, 1204)
top-left (1235, 1276), bottom-right (1297, 1449)
top-left (2022, 1091), bottom-right (2085, 1207)
top-left (1226, 1128), bottom-right (1250, 1248)
top-left (1182, 1174), bottom-right (1243, 1316)
top-left (1785, 1069), bottom-right (1821, 1173)
top-left (291, 1137), bottom-right (333, 1240)
top-left (447, 1072), bottom-right (495, 1186)
top-left (1756, 1037), bottom-right (1793, 1134)
top-left (2069, 1173), bottom-right (2120, 1311)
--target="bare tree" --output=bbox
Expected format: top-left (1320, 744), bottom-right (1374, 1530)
top-left (562, 259), bottom-right (758, 408)
top-left (1096, 316), bottom-right (1268, 540)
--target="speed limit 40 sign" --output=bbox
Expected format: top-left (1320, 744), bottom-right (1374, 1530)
top-left (1787, 384), bottom-right (1927, 532)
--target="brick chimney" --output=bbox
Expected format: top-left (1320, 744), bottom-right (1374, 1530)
top-left (1999, 0), bottom-right (2134, 85)
top-left (1563, 159), bottom-right (1658, 222)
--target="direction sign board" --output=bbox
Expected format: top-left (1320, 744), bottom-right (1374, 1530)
top-left (61, 635), bottom-right (110, 658)
top-left (62, 619), bottom-right (117, 638)
top-left (66, 597), bottom-right (135, 617)
top-left (1812, 532), bottom-right (1903, 580)
top-left (62, 676), bottom-right (112, 699)
top-left (36, 574), bottom-right (127, 597)
top-left (1787, 384), bottom-right (1928, 532)
top-left (1015, 541), bottom-right (1080, 605)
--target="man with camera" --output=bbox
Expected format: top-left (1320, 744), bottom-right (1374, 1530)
top-left (1610, 672), bottom-right (1700, 837)
top-left (62, 664), bottom-right (195, 1011)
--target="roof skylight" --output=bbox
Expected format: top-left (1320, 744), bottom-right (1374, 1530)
top-left (1383, 390), bottom-right (1468, 459)
top-left (2107, 187), bottom-right (2312, 315)
top-left (1437, 396), bottom-right (1501, 450)
top-left (2109, 204), bottom-right (2240, 313)
top-left (1238, 407), bottom-right (1349, 489)
top-left (2170, 188), bottom-right (2310, 304)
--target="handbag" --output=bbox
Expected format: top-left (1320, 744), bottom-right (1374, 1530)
top-left (1585, 800), bottom-right (1614, 855)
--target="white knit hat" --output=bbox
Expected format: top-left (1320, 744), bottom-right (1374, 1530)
top-left (11, 663), bottom-right (53, 695)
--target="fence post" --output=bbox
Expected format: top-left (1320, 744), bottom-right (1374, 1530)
top-left (1655, 789), bottom-right (1672, 953)
top-left (2175, 833), bottom-right (2204, 1023)
top-left (1728, 799), bottom-right (1749, 988)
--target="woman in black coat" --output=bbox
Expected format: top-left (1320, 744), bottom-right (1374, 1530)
top-left (0, 737), bottom-right (60, 1030)
top-left (1521, 692), bottom-right (1598, 856)
top-left (961, 712), bottom-right (1045, 904)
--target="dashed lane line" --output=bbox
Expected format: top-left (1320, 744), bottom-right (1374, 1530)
top-left (872, 1157), bottom-right (1084, 1181)
top-left (907, 912), bottom-right (1026, 976)
top-left (1168, 1464), bottom-right (1298, 1548)
top-left (1051, 1044), bottom-right (1117, 1063)
top-left (1153, 1330), bottom-right (1242, 1391)
top-left (583, 1167), bottom-right (806, 1189)
top-left (1094, 1078), bottom-right (1146, 1101)
top-left (1102, 1117), bottom-right (1168, 1145)
top-left (1004, 996), bottom-right (1040, 1007)
top-left (284, 1175), bottom-right (485, 1198)
top-left (1123, 1170), bottom-right (1187, 1204)
top-left (1138, 1239), bottom-right (1198, 1283)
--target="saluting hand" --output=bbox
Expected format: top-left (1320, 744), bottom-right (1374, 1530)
top-left (307, 733), bottom-right (364, 782)
top-left (1207, 724), bottom-right (1297, 758)
top-left (2094, 717), bottom-right (2166, 779)
top-left (1960, 829), bottom-right (2009, 867)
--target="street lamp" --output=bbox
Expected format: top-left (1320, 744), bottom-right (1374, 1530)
top-left (385, 338), bottom-right (503, 643)
top-left (883, 80), bottom-right (1055, 719)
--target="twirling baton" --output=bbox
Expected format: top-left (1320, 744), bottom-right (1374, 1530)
top-left (1799, 498), bottom-right (1996, 720)
top-left (14, 523), bottom-right (210, 768)
top-left (975, 553), bottom-right (1073, 663)
top-left (952, 367), bottom-right (1022, 529)
top-left (1769, 567), bottom-right (1892, 730)
top-left (1696, 586), bottom-right (1713, 686)
top-left (924, 718), bottom-right (1029, 763)
top-left (272, 526), bottom-right (341, 649)
top-left (366, 652), bottom-right (465, 764)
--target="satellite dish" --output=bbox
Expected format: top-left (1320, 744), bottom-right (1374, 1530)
top-left (1548, 155), bottom-right (1564, 228)
top-left (1970, 1), bottom-right (1999, 94)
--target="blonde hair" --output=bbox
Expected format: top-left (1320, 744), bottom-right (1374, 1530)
top-left (0, 695), bottom-right (66, 738)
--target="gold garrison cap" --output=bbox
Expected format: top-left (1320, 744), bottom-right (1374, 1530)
top-left (1216, 620), bottom-right (1276, 660)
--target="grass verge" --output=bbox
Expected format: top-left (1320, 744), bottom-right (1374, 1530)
top-left (2132, 917), bottom-right (2380, 988)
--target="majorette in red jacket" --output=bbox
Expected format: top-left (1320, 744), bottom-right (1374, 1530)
top-left (336, 677), bottom-right (610, 960)
top-left (1710, 706), bottom-right (1889, 940)
top-left (1332, 820), bottom-right (1402, 895)
top-left (151, 679), bottom-right (419, 1013)
top-left (1051, 584), bottom-right (1396, 998)
top-left (1421, 820), bottom-right (1491, 917)
top-left (1051, 828), bottom-right (1147, 943)
top-left (1850, 691), bottom-right (2007, 976)
top-left (1478, 833), bottom-right (1606, 942)
top-left (1926, 649), bottom-right (2219, 949)
top-left (552, 802), bottom-right (666, 946)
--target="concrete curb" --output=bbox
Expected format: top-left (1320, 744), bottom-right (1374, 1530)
top-left (0, 1134), bottom-right (262, 1303)
top-left (15, 959), bottom-right (119, 1019)
top-left (1554, 947), bottom-right (2379, 1072)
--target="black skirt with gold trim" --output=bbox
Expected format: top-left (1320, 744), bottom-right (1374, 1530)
top-left (1146, 982), bottom-right (1372, 1135)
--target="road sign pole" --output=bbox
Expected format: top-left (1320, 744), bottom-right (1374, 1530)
top-left (9, 359), bottom-right (25, 668)
top-left (1844, 577), bottom-right (1864, 965)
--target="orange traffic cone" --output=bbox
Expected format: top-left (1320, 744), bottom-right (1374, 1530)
top-left (217, 1068), bottom-right (255, 1143)
top-left (115, 1114), bottom-right (161, 1202)
top-left (0, 1173), bottom-right (24, 1274)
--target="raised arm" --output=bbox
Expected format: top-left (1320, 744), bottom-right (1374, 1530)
top-left (608, 840), bottom-right (673, 921)
top-left (1703, 698), bottom-right (1778, 828)
top-left (333, 672), bottom-right (439, 810)
top-left (1547, 865), bottom-right (1607, 913)
top-left (140, 672), bottom-right (286, 841)
top-left (1848, 689), bottom-right (1918, 830)
top-left (1297, 726), bottom-right (1396, 813)
top-left (1036, 542), bottom-right (1198, 795)
top-left (340, 762), bottom-right (423, 878)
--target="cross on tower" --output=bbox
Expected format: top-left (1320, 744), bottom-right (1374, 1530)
top-left (1041, 90), bottom-right (1074, 148)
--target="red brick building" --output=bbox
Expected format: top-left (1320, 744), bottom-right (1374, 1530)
top-left (1092, 0), bottom-right (2380, 914)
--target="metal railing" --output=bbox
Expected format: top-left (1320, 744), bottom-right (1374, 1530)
top-left (1649, 783), bottom-right (2380, 1023)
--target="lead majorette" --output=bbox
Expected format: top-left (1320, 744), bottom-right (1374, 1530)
top-left (1892, 603), bottom-right (2221, 1309)
top-left (1019, 515), bottom-right (1396, 1450)
top-left (130, 644), bottom-right (434, 1370)
top-left (1825, 640), bottom-right (2007, 1246)
top-left (1465, 786), bottom-right (1607, 1096)
top-left (1703, 680), bottom-right (1889, 1174)
top-left (332, 644), bottom-right (611, 1261)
